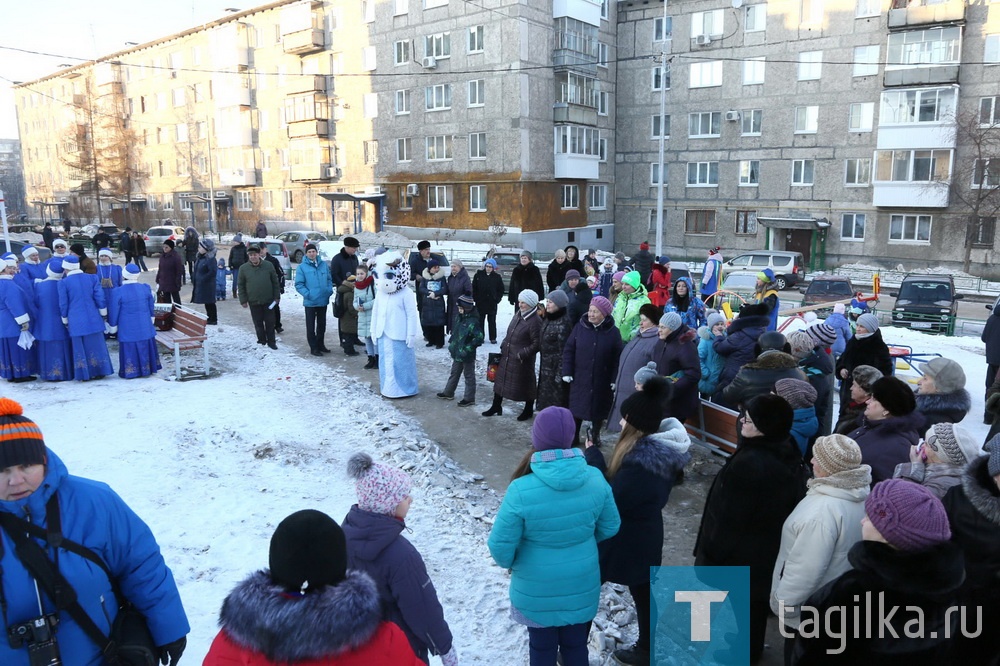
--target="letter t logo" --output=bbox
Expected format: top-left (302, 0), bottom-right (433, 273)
top-left (674, 590), bottom-right (729, 642)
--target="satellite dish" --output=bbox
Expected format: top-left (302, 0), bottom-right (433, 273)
top-left (732, 0), bottom-right (744, 7)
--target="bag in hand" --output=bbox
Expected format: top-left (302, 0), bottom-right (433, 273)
top-left (486, 352), bottom-right (502, 382)
top-left (111, 602), bottom-right (159, 666)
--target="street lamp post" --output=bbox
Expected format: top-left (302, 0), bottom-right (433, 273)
top-left (653, 0), bottom-right (669, 259)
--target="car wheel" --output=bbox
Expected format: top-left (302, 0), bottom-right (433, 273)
top-left (293, 250), bottom-right (303, 263)
top-left (774, 276), bottom-right (788, 291)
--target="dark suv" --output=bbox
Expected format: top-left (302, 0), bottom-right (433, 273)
top-left (890, 274), bottom-right (962, 335)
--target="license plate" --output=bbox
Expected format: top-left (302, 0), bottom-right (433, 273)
top-left (911, 322), bottom-right (933, 329)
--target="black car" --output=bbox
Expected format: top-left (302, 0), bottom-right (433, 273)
top-left (889, 274), bottom-right (962, 335)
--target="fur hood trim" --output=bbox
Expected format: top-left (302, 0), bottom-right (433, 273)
top-left (626, 434), bottom-right (691, 480)
top-left (422, 268), bottom-right (446, 281)
top-left (914, 389), bottom-right (972, 415)
top-left (745, 350), bottom-right (800, 370)
top-left (652, 417), bottom-right (693, 454)
top-left (962, 455), bottom-right (1000, 526)
top-left (218, 570), bottom-right (383, 662)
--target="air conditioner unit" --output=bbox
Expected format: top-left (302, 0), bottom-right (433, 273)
top-left (214, 190), bottom-right (228, 198)
top-left (422, 56), bottom-right (437, 69)
top-left (696, 34), bottom-right (712, 46)
top-left (406, 184), bottom-right (420, 196)
top-left (365, 186), bottom-right (384, 195)
top-left (325, 166), bottom-right (342, 178)
top-left (725, 110), bottom-right (741, 122)
top-left (170, 71), bottom-right (178, 79)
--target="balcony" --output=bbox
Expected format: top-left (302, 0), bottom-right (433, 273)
top-left (553, 103), bottom-right (597, 127)
top-left (888, 0), bottom-right (965, 29)
top-left (884, 65), bottom-right (959, 87)
top-left (287, 75), bottom-right (327, 95)
top-left (288, 119), bottom-right (329, 139)
top-left (290, 163), bottom-right (332, 182)
top-left (553, 0), bottom-right (601, 26)
top-left (218, 168), bottom-right (256, 187)
top-left (554, 153), bottom-right (599, 180)
top-left (215, 84), bottom-right (252, 108)
top-left (215, 125), bottom-right (253, 148)
top-left (877, 123), bottom-right (956, 151)
top-left (873, 182), bottom-right (949, 208)
top-left (283, 29), bottom-right (325, 56)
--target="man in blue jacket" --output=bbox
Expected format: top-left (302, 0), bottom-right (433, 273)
top-left (295, 243), bottom-right (334, 356)
top-left (0, 398), bottom-right (190, 665)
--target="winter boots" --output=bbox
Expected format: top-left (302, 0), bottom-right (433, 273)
top-left (482, 394), bottom-right (503, 417)
top-left (364, 355), bottom-right (379, 369)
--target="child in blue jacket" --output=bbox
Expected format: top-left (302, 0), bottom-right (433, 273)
top-left (215, 258), bottom-right (229, 300)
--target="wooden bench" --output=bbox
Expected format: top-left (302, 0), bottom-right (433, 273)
top-left (155, 304), bottom-right (210, 379)
top-left (684, 399), bottom-right (740, 456)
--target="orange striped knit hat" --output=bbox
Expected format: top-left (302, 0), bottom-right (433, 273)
top-left (0, 398), bottom-right (46, 469)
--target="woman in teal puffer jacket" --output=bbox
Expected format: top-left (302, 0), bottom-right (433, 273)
top-left (488, 406), bottom-right (620, 666)
top-left (294, 244), bottom-right (334, 355)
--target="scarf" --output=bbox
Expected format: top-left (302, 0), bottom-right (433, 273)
top-left (807, 465), bottom-right (872, 491)
top-left (354, 275), bottom-right (374, 290)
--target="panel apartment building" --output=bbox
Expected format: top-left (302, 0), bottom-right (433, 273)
top-left (14, 0), bottom-right (617, 251)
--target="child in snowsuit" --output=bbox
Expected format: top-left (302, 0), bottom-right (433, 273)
top-left (215, 258), bottom-right (229, 301)
top-left (438, 295), bottom-right (485, 405)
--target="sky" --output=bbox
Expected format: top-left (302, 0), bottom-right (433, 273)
top-left (0, 0), bottom-right (250, 139)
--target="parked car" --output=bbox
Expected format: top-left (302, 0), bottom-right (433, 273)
top-left (799, 275), bottom-right (855, 315)
top-left (484, 248), bottom-right (548, 283)
top-left (277, 231), bottom-right (329, 263)
top-left (719, 250), bottom-right (805, 290)
top-left (246, 237), bottom-right (291, 280)
top-left (719, 270), bottom-right (760, 311)
top-left (889, 274), bottom-right (962, 335)
top-left (6, 240), bottom-right (52, 263)
top-left (144, 226), bottom-right (187, 255)
top-left (70, 224), bottom-right (121, 242)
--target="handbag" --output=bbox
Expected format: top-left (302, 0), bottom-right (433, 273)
top-left (486, 352), bottom-right (502, 382)
top-left (154, 304), bottom-right (174, 332)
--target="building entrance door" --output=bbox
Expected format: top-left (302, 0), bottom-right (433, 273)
top-left (785, 229), bottom-right (812, 265)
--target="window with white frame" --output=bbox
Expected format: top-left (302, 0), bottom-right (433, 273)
top-left (601, 0), bottom-right (608, 20)
top-left (262, 152), bottom-right (271, 170)
top-left (651, 114), bottom-right (670, 138)
top-left (363, 140), bottom-right (378, 165)
top-left (147, 195), bottom-right (158, 211)
top-left (739, 160), bottom-right (760, 186)
top-left (743, 57), bottom-right (765, 84)
top-left (589, 184), bottom-right (607, 210)
top-left (745, 4), bottom-right (766, 32)
top-left (792, 159), bottom-right (815, 185)
top-left (399, 186), bottom-right (414, 210)
top-left (363, 92), bottom-right (378, 118)
top-left (175, 123), bottom-right (188, 142)
top-left (554, 126), bottom-right (600, 156)
top-left (986, 34), bottom-right (1000, 63)
top-left (598, 91), bottom-right (609, 115)
top-left (283, 190), bottom-right (294, 210)
top-left (849, 102), bottom-right (874, 132)
top-left (887, 27), bottom-right (960, 68)
top-left (845, 158), bottom-right (871, 185)
top-left (650, 162), bottom-right (666, 185)
top-left (652, 65), bottom-right (670, 90)
top-left (599, 138), bottom-right (607, 163)
top-left (280, 149), bottom-right (289, 169)
top-left (880, 87), bottom-right (956, 124)
top-left (425, 32), bottom-right (451, 58)
top-left (742, 109), bottom-right (763, 135)
top-left (469, 25), bottom-right (484, 53)
top-left (561, 184), bottom-right (580, 209)
top-left (468, 79), bottom-right (485, 107)
top-left (654, 17), bottom-right (673, 41)
top-left (689, 112), bottom-right (721, 138)
top-left (687, 162), bottom-right (719, 186)
top-left (973, 159), bottom-right (1000, 188)
top-left (428, 185), bottom-right (453, 211)
top-left (426, 135), bottom-right (454, 160)
top-left (362, 0), bottom-right (375, 22)
top-left (394, 0), bottom-right (408, 15)
top-left (798, 51), bottom-right (823, 80)
top-left (162, 193), bottom-right (173, 210)
top-left (647, 210), bottom-right (658, 232)
top-left (171, 88), bottom-right (185, 107)
top-left (690, 61), bottom-right (723, 88)
top-left (394, 40), bottom-right (410, 65)
top-left (236, 191), bottom-right (252, 211)
top-left (469, 132), bottom-right (486, 159)
top-left (425, 84), bottom-right (452, 111)
top-left (841, 213), bottom-right (866, 240)
top-left (875, 149), bottom-right (952, 182)
top-left (397, 137), bottom-right (411, 162)
top-left (735, 210), bottom-right (758, 235)
top-left (425, 0), bottom-right (447, 8)
top-left (801, 0), bottom-right (823, 24)
top-left (853, 45), bottom-right (879, 76)
top-left (469, 185), bottom-right (487, 212)
top-left (982, 96), bottom-right (1000, 125)
top-left (889, 214), bottom-right (931, 242)
top-left (856, 0), bottom-right (879, 16)
top-left (261, 191), bottom-right (272, 209)
top-left (362, 46), bottom-right (376, 71)
top-left (794, 106), bottom-right (819, 133)
top-left (395, 89), bottom-right (410, 115)
top-left (692, 10), bottom-right (724, 37)
top-left (597, 42), bottom-right (608, 67)
top-left (686, 209), bottom-right (717, 234)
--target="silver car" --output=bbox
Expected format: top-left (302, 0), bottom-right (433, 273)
top-left (277, 230), bottom-right (328, 263)
top-left (246, 237), bottom-right (292, 280)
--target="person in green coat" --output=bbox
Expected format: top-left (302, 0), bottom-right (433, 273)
top-left (488, 406), bottom-right (620, 666)
top-left (237, 246), bottom-right (280, 349)
top-left (437, 295), bottom-right (484, 405)
top-left (612, 271), bottom-right (651, 343)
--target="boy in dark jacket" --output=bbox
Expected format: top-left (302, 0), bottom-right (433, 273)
top-left (438, 295), bottom-right (484, 405)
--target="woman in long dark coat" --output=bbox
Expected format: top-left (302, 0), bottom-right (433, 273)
top-left (654, 311), bottom-right (702, 424)
top-left (562, 296), bottom-right (623, 445)
top-left (836, 313), bottom-right (893, 416)
top-left (472, 259), bottom-right (504, 344)
top-left (508, 251), bottom-right (544, 305)
top-left (608, 304), bottom-right (662, 433)
top-left (191, 238), bottom-right (218, 324)
top-left (445, 259), bottom-right (472, 334)
top-left (536, 290), bottom-right (573, 411)
top-left (483, 289), bottom-right (543, 420)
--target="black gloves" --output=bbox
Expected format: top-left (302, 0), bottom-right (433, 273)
top-left (159, 637), bottom-right (187, 666)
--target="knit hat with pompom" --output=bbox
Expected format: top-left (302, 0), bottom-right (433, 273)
top-left (347, 452), bottom-right (413, 516)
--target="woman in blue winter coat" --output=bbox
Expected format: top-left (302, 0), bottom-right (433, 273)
top-left (343, 453), bottom-right (459, 666)
top-left (0, 398), bottom-right (190, 666)
top-left (31, 258), bottom-right (73, 381)
top-left (489, 407), bottom-right (620, 666)
top-left (57, 254), bottom-right (114, 381)
top-left (0, 256), bottom-right (36, 382)
top-left (294, 243), bottom-right (335, 356)
top-left (664, 277), bottom-right (707, 330)
top-left (775, 378), bottom-right (820, 458)
top-left (826, 303), bottom-right (853, 359)
top-left (712, 302), bottom-right (770, 398)
top-left (698, 312), bottom-right (727, 396)
top-left (191, 239), bottom-right (218, 325)
top-left (108, 264), bottom-right (162, 378)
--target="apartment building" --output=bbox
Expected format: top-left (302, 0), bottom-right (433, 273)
top-left (616, 0), bottom-right (1000, 276)
top-left (0, 139), bottom-right (26, 218)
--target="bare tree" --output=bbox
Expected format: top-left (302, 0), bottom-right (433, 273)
top-left (60, 76), bottom-right (107, 224)
top-left (945, 108), bottom-right (1000, 272)
top-left (96, 83), bottom-right (147, 230)
top-left (486, 218), bottom-right (509, 248)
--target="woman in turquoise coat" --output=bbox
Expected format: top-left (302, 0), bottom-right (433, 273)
top-left (488, 406), bottom-right (620, 666)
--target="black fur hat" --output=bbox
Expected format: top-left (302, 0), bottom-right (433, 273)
top-left (745, 394), bottom-right (794, 440)
top-left (621, 376), bottom-right (671, 434)
top-left (269, 510), bottom-right (347, 593)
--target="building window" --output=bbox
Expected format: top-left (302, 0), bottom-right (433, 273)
top-left (147, 195), bottom-right (158, 211)
top-left (856, 0), bottom-right (879, 17)
top-left (601, 0), bottom-right (609, 19)
top-left (597, 42), bottom-right (608, 67)
top-left (394, 0), bottom-right (408, 15)
top-left (426, 135), bottom-right (454, 160)
top-left (687, 162), bottom-right (719, 186)
top-left (654, 16), bottom-right (672, 41)
top-left (425, 32), bottom-right (451, 58)
top-left (689, 61), bottom-right (723, 88)
top-left (651, 114), bottom-right (670, 138)
top-left (363, 93), bottom-right (378, 118)
top-left (468, 79), bottom-right (485, 107)
top-left (561, 185), bottom-right (580, 209)
top-left (397, 138), bottom-right (411, 162)
top-left (599, 138), bottom-right (607, 163)
top-left (792, 159), bottom-right (815, 185)
top-left (175, 123), bottom-right (188, 142)
top-left (798, 51), bottom-right (823, 80)
top-left (801, 0), bottom-right (823, 24)
top-left (739, 160), bottom-right (760, 186)
top-left (841, 213), bottom-right (866, 240)
top-left (889, 214), bottom-right (932, 242)
top-left (845, 158), bottom-right (871, 186)
top-left (469, 185), bottom-right (487, 212)
top-left (469, 132), bottom-right (486, 159)
top-left (283, 190), bottom-right (294, 210)
top-left (425, 0), bottom-right (447, 7)
top-left (875, 149), bottom-right (952, 182)
top-left (735, 210), bottom-right (758, 235)
top-left (972, 217), bottom-right (996, 247)
top-left (236, 191), bottom-right (252, 211)
top-left (794, 106), bottom-right (819, 133)
top-left (362, 0), bottom-right (375, 22)
top-left (688, 112), bottom-right (721, 138)
top-left (741, 109), bottom-right (763, 135)
top-left (691, 10), bottom-right (724, 37)
top-left (398, 186), bottom-right (414, 210)
top-left (469, 25), bottom-right (484, 53)
top-left (745, 4), bottom-right (766, 32)
top-left (986, 35), bottom-right (1000, 63)
top-left (261, 191), bottom-right (272, 209)
top-left (880, 87), bottom-right (955, 124)
top-left (394, 40), bottom-right (410, 65)
top-left (162, 193), bottom-right (173, 209)
top-left (588, 184), bottom-right (607, 210)
top-left (362, 46), bottom-right (376, 71)
top-left (743, 57), bottom-right (765, 85)
top-left (554, 126), bottom-right (600, 156)
top-left (395, 89), bottom-right (410, 115)
top-left (887, 27), bottom-right (960, 68)
top-left (652, 65), bottom-right (670, 91)
top-left (363, 140), bottom-right (378, 165)
top-left (598, 91), bottom-right (609, 115)
top-left (650, 163), bottom-right (666, 185)
top-left (853, 45), bottom-right (879, 77)
top-left (685, 209), bottom-right (717, 234)
top-left (171, 88), bottom-right (186, 107)
top-left (849, 102), bottom-right (874, 132)
top-left (428, 185), bottom-right (453, 211)
top-left (980, 96), bottom-right (1000, 125)
top-left (973, 159), bottom-right (1000, 188)
top-left (425, 84), bottom-right (452, 111)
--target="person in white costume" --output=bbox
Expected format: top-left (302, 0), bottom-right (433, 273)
top-left (370, 251), bottom-right (420, 398)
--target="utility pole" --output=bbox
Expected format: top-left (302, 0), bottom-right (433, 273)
top-left (653, 0), bottom-right (669, 258)
top-left (207, 119), bottom-right (216, 235)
